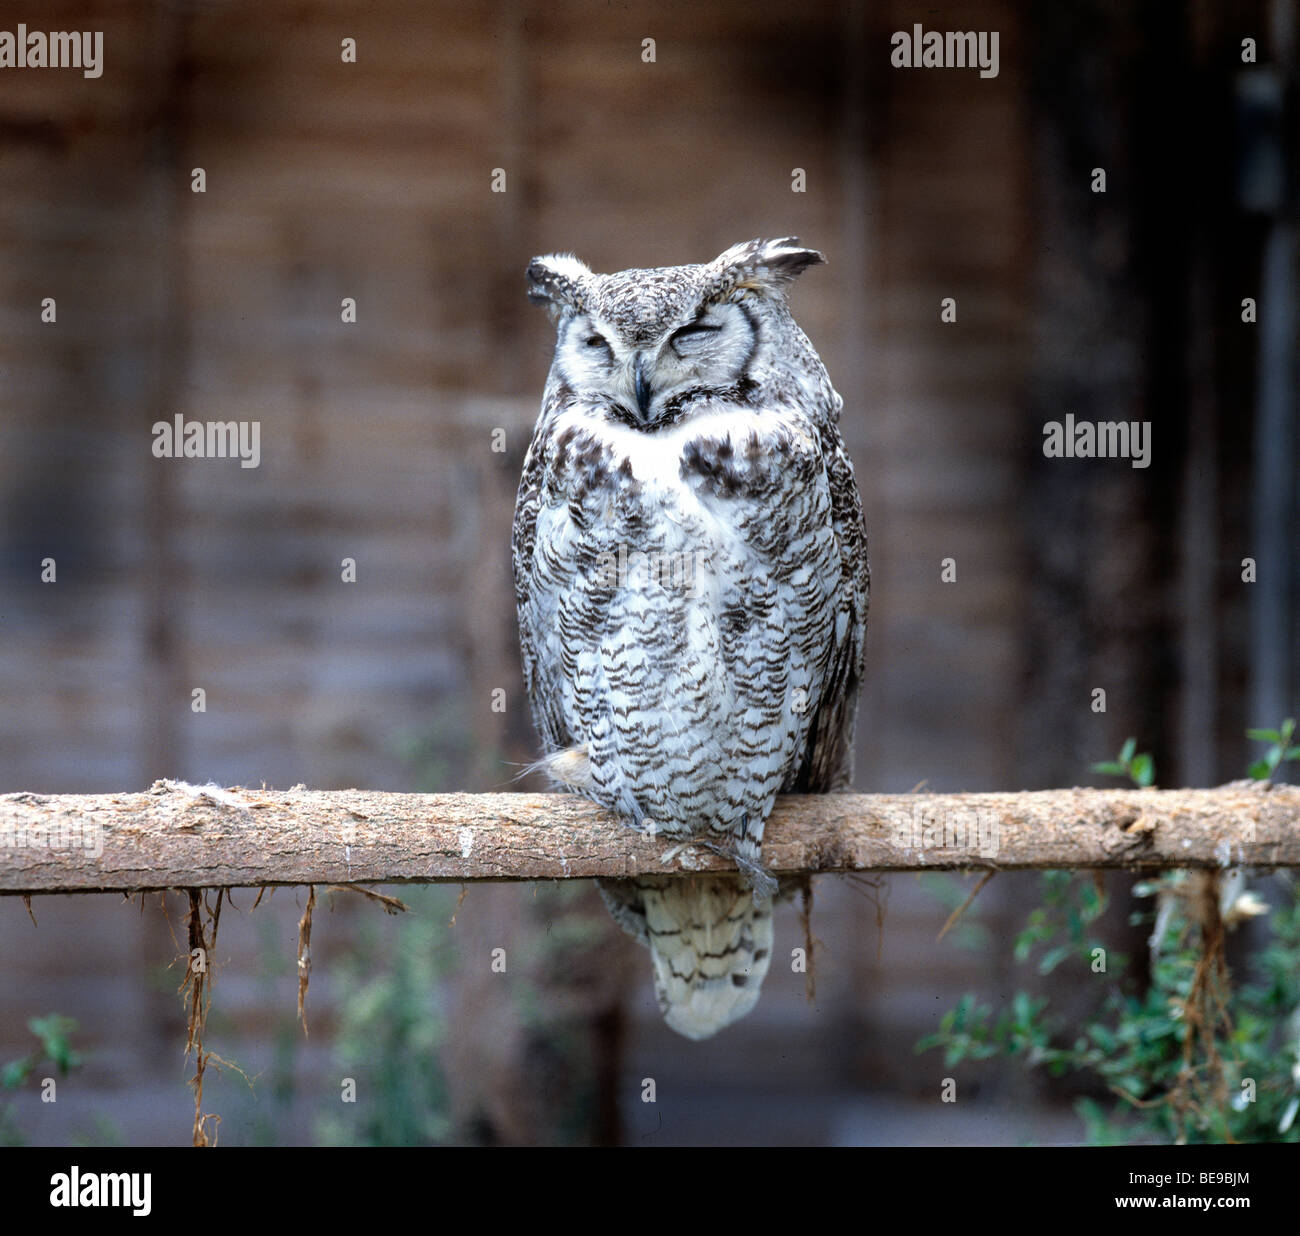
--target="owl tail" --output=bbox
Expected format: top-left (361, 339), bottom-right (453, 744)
top-left (599, 874), bottom-right (774, 1040)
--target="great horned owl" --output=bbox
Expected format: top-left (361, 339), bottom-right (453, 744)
top-left (512, 238), bottom-right (868, 1039)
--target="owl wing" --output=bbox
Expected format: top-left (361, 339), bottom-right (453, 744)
top-left (511, 409), bottom-right (574, 757)
top-left (789, 427), bottom-right (869, 794)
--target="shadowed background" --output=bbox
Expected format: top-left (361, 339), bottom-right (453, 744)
top-left (0, 0), bottom-right (1295, 1144)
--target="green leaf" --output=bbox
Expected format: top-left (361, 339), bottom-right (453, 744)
top-left (1119, 738), bottom-right (1137, 765)
top-left (26, 1015), bottom-right (81, 1075)
top-left (1284, 747), bottom-right (1300, 761)
top-left (1248, 759), bottom-right (1272, 780)
top-left (1039, 945), bottom-right (1071, 975)
top-left (1246, 728), bottom-right (1281, 743)
top-left (1129, 753), bottom-right (1155, 787)
top-left (1092, 761), bottom-right (1124, 776)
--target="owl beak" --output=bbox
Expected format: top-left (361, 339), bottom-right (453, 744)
top-left (633, 354), bottom-right (654, 423)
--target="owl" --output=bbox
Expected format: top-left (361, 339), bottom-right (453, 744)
top-left (512, 238), bottom-right (868, 1039)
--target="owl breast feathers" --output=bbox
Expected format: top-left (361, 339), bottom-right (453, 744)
top-left (512, 238), bottom-right (868, 1039)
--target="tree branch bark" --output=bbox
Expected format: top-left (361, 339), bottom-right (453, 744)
top-left (0, 780), bottom-right (1296, 895)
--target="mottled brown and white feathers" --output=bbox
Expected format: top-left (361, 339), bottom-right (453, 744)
top-left (512, 238), bottom-right (868, 1039)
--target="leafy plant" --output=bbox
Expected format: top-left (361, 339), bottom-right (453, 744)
top-left (919, 730), bottom-right (1300, 1144)
top-left (1092, 736), bottom-right (1154, 787)
top-left (314, 886), bottom-right (455, 1146)
top-left (0, 1014), bottom-right (84, 1146)
top-left (1246, 719), bottom-right (1299, 783)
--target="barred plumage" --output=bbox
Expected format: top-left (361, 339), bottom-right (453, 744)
top-left (513, 238), bottom-right (868, 1038)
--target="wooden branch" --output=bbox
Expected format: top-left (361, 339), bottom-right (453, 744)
top-left (0, 781), bottom-right (1296, 896)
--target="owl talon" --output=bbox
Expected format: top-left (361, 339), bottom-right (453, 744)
top-left (731, 813), bottom-right (778, 901)
top-left (735, 858), bottom-right (779, 903)
top-left (672, 836), bottom-right (777, 902)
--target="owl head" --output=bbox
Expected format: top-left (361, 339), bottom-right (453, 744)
top-left (526, 238), bottom-right (825, 428)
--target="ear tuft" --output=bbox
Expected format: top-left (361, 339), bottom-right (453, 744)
top-left (753, 237), bottom-right (826, 283)
top-left (707, 237), bottom-right (825, 300)
top-left (525, 252), bottom-right (591, 312)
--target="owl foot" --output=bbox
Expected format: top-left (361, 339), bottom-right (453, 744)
top-left (705, 839), bottom-right (777, 901)
top-left (730, 812), bottom-right (778, 902)
top-left (656, 838), bottom-right (727, 874)
top-left (658, 841), bottom-right (697, 865)
top-left (660, 833), bottom-right (778, 903)
top-left (731, 851), bottom-right (779, 903)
